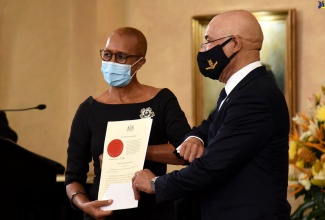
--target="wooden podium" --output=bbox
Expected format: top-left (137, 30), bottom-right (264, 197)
top-left (0, 137), bottom-right (66, 220)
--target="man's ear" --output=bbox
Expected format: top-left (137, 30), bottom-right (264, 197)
top-left (232, 36), bottom-right (242, 53)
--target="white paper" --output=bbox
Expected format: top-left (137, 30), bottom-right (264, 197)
top-left (98, 118), bottom-right (152, 211)
top-left (101, 182), bottom-right (137, 210)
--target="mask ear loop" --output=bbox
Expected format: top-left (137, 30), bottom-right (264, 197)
top-left (131, 57), bottom-right (144, 67)
top-left (220, 37), bottom-right (233, 47)
top-left (130, 57), bottom-right (144, 77)
top-left (221, 37), bottom-right (238, 60)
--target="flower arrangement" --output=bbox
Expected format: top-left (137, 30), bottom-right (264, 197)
top-left (288, 84), bottom-right (325, 219)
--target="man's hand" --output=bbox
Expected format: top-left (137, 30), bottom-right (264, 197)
top-left (132, 169), bottom-right (156, 200)
top-left (178, 137), bottom-right (204, 163)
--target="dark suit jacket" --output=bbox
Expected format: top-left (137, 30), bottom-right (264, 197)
top-left (155, 66), bottom-right (291, 220)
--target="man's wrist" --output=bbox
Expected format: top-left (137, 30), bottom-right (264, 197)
top-left (150, 176), bottom-right (159, 193)
top-left (185, 136), bottom-right (204, 145)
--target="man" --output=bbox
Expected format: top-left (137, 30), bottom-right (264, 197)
top-left (132, 10), bottom-right (291, 220)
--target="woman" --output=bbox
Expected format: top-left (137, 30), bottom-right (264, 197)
top-left (65, 27), bottom-right (191, 220)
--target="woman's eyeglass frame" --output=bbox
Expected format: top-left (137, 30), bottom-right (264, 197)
top-left (99, 49), bottom-right (143, 64)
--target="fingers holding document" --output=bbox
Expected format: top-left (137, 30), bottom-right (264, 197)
top-left (82, 199), bottom-right (114, 219)
top-left (132, 169), bottom-right (156, 200)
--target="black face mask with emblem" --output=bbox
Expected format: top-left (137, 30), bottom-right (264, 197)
top-left (197, 37), bottom-right (237, 80)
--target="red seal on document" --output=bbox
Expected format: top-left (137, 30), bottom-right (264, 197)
top-left (107, 139), bottom-right (123, 158)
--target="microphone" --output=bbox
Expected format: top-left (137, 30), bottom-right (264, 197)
top-left (0, 104), bottom-right (47, 112)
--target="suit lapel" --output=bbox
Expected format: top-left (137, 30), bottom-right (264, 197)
top-left (207, 66), bottom-right (267, 144)
top-left (219, 66), bottom-right (267, 111)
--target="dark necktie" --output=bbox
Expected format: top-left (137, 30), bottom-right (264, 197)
top-left (216, 88), bottom-right (227, 110)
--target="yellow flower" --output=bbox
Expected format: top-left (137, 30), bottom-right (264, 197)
top-left (289, 141), bottom-right (297, 160)
top-left (312, 160), bottom-right (322, 176)
top-left (310, 178), bottom-right (325, 187)
top-left (295, 159), bottom-right (304, 168)
top-left (316, 105), bottom-right (325, 122)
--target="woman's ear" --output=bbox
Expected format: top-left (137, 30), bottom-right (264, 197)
top-left (137, 58), bottom-right (146, 70)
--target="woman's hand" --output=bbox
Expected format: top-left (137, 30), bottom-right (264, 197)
top-left (99, 154), bottom-right (103, 169)
top-left (80, 199), bottom-right (114, 220)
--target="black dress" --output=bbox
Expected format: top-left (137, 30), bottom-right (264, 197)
top-left (65, 88), bottom-right (192, 220)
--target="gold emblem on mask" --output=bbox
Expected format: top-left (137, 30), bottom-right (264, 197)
top-left (205, 59), bottom-right (218, 70)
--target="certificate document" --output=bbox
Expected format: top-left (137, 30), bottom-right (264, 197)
top-left (98, 118), bottom-right (152, 211)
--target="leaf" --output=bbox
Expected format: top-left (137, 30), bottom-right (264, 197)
top-left (290, 200), bottom-right (315, 220)
top-left (291, 187), bottom-right (325, 220)
top-left (302, 209), bottom-right (325, 220)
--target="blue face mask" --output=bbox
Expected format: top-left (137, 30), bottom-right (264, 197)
top-left (101, 57), bottom-right (143, 87)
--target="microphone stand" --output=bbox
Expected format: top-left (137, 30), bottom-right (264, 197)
top-left (0, 104), bottom-right (47, 111)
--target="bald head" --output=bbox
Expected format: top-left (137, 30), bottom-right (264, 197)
top-left (208, 10), bottom-right (263, 51)
top-left (106, 27), bottom-right (147, 57)
top-left (203, 10), bottom-right (264, 83)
